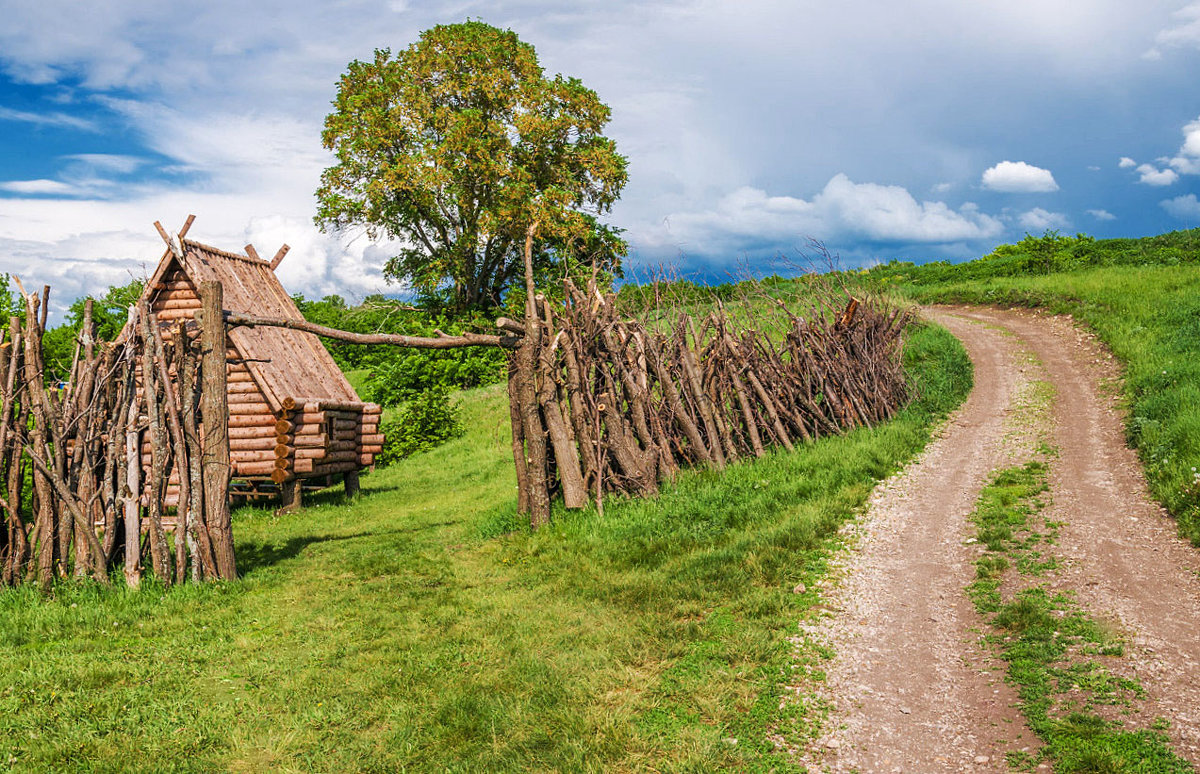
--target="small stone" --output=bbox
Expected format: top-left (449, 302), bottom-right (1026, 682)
top-left (793, 582), bottom-right (807, 594)
top-left (825, 738), bottom-right (841, 749)
top-left (899, 706), bottom-right (911, 714)
top-left (724, 737), bottom-right (738, 746)
top-left (974, 755), bottom-right (990, 764)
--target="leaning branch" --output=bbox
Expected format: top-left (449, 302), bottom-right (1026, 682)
top-left (224, 312), bottom-right (520, 349)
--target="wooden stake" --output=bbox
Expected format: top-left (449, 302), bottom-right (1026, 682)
top-left (199, 281), bottom-right (236, 580)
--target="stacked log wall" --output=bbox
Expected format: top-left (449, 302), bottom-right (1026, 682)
top-left (141, 269), bottom-right (380, 491)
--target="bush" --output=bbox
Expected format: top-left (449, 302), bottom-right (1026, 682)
top-left (366, 348), bottom-right (504, 407)
top-left (292, 293), bottom-right (507, 406)
top-left (376, 386), bottom-right (464, 466)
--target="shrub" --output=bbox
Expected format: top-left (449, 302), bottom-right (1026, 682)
top-left (376, 386), bottom-right (464, 466)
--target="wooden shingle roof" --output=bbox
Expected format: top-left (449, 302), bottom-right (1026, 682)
top-left (143, 236), bottom-right (362, 413)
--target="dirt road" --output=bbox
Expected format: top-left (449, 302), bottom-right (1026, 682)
top-left (798, 306), bottom-right (1200, 772)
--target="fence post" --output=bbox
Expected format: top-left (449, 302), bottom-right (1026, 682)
top-left (199, 281), bottom-right (236, 580)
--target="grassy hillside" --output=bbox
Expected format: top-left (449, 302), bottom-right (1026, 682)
top-left (865, 228), bottom-right (1200, 543)
top-left (0, 320), bottom-right (968, 772)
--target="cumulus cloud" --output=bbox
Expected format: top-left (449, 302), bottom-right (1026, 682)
top-left (1118, 156), bottom-right (1137, 168)
top-left (1164, 116), bottom-right (1200, 174)
top-left (1136, 163), bottom-right (1179, 186)
top-left (981, 161), bottom-right (1059, 193)
top-left (1087, 209), bottom-right (1116, 221)
top-left (1161, 194), bottom-right (1200, 219)
top-left (1018, 208), bottom-right (1070, 231)
top-left (642, 174), bottom-right (1003, 257)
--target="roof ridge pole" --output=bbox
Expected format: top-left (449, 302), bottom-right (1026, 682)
top-left (269, 244), bottom-right (290, 271)
top-left (153, 220), bottom-right (184, 259)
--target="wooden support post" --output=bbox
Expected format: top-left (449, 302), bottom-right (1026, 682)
top-left (277, 478), bottom-right (302, 514)
top-left (343, 470), bottom-right (360, 498)
top-left (199, 281), bottom-right (236, 580)
top-left (122, 307), bottom-right (142, 588)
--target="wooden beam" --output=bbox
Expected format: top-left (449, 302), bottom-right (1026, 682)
top-left (225, 311), bottom-right (519, 349)
top-left (269, 244), bottom-right (290, 271)
top-left (199, 281), bottom-right (236, 580)
top-left (244, 244), bottom-right (262, 262)
top-left (178, 214), bottom-right (196, 239)
top-left (153, 220), bottom-right (183, 258)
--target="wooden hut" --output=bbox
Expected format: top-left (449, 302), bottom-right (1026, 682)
top-left (137, 218), bottom-right (382, 509)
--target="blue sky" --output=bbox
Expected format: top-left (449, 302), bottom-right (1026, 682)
top-left (2, 0), bottom-right (1200, 315)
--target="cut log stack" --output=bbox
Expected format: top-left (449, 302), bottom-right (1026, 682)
top-left (0, 277), bottom-right (237, 590)
top-left (283, 399), bottom-right (382, 476)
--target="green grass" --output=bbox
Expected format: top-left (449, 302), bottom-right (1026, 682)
top-left (0, 321), bottom-right (969, 773)
top-left (967, 463), bottom-right (1191, 773)
top-left (343, 368), bottom-right (372, 400)
top-left (864, 231), bottom-right (1200, 544)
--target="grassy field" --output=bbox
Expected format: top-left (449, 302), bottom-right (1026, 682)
top-left (866, 229), bottom-right (1200, 543)
top-left (0, 320), bottom-right (968, 773)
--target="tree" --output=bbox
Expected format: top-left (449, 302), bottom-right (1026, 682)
top-left (315, 21), bottom-right (628, 314)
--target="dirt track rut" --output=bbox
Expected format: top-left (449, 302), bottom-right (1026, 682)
top-left (798, 306), bottom-right (1200, 771)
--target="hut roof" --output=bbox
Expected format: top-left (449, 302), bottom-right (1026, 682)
top-left (143, 237), bottom-right (362, 413)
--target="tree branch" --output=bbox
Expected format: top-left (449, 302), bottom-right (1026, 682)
top-left (224, 312), bottom-right (520, 349)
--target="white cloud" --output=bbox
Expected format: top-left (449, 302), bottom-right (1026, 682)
top-left (1161, 194), bottom-right (1200, 219)
top-left (1018, 207), bottom-right (1070, 231)
top-left (1135, 163), bottom-right (1179, 186)
top-left (1164, 116), bottom-right (1200, 174)
top-left (1147, 2), bottom-right (1200, 57)
top-left (642, 174), bottom-right (1004, 256)
top-left (0, 105), bottom-right (96, 131)
top-left (1118, 156), bottom-right (1137, 168)
top-left (0, 179), bottom-right (80, 195)
top-left (1087, 209), bottom-right (1116, 221)
top-left (932, 182), bottom-right (955, 193)
top-left (981, 161), bottom-right (1059, 193)
top-left (62, 154), bottom-right (144, 174)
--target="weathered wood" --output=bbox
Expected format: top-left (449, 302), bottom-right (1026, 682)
top-left (139, 302), bottom-right (172, 583)
top-left (343, 470), bottom-right (360, 497)
top-left (199, 282), bottom-right (236, 580)
top-left (226, 313), bottom-right (517, 350)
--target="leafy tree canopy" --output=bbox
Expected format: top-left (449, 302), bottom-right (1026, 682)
top-left (316, 20), bottom-right (629, 313)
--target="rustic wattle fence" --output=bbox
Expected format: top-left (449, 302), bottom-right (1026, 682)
top-left (0, 280), bottom-right (236, 590)
top-left (502, 275), bottom-right (910, 526)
